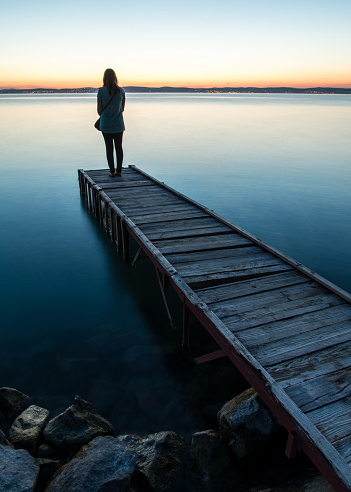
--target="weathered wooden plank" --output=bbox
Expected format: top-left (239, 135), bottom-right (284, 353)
top-left (108, 188), bottom-right (174, 201)
top-left (307, 399), bottom-right (351, 445)
top-left (164, 244), bottom-right (262, 270)
top-left (87, 173), bottom-right (150, 184)
top-left (268, 341), bottom-right (351, 387)
top-left (145, 224), bottom-right (232, 241)
top-left (140, 216), bottom-right (222, 234)
top-left (117, 197), bottom-right (184, 210)
top-left (185, 264), bottom-right (294, 289)
top-left (165, 245), bottom-right (259, 265)
top-left (195, 271), bottom-right (308, 303)
top-left (98, 179), bottom-right (154, 188)
top-left (119, 202), bottom-right (196, 215)
top-left (176, 250), bottom-right (288, 277)
top-left (130, 209), bottom-right (208, 224)
top-left (251, 319), bottom-right (351, 367)
top-left (285, 367), bottom-right (351, 413)
top-left (116, 195), bottom-right (181, 210)
top-left (107, 183), bottom-right (167, 195)
top-left (234, 304), bottom-right (351, 346)
top-left (224, 292), bottom-right (345, 333)
top-left (153, 234), bottom-right (253, 254)
top-left (210, 280), bottom-right (323, 317)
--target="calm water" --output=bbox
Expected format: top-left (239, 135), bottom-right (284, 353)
top-left (0, 93), bottom-right (350, 438)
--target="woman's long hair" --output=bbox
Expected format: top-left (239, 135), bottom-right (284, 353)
top-left (103, 68), bottom-right (121, 95)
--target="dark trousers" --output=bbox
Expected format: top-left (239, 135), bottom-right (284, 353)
top-left (102, 132), bottom-right (123, 174)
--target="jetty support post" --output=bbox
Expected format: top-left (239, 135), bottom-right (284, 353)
top-left (93, 189), bottom-right (99, 220)
top-left (182, 302), bottom-right (190, 355)
top-left (78, 170), bottom-right (84, 196)
top-left (121, 220), bottom-right (130, 261)
top-left (155, 268), bottom-right (175, 329)
top-left (86, 182), bottom-right (91, 209)
top-left (104, 199), bottom-right (109, 232)
top-left (116, 216), bottom-right (123, 252)
top-left (110, 209), bottom-right (116, 241)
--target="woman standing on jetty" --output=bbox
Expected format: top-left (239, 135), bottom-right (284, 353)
top-left (97, 68), bottom-right (125, 177)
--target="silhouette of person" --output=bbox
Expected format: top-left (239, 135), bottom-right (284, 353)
top-left (97, 69), bottom-right (125, 176)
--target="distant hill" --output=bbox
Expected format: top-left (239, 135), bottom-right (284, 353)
top-left (1, 86), bottom-right (350, 94)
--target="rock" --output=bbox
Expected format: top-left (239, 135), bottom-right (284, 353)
top-left (189, 429), bottom-right (242, 491)
top-left (0, 428), bottom-right (13, 447)
top-left (9, 405), bottom-right (50, 454)
top-left (43, 395), bottom-right (114, 453)
top-left (218, 388), bottom-right (282, 460)
top-left (37, 443), bottom-right (59, 459)
top-left (0, 387), bottom-right (30, 429)
top-left (45, 436), bottom-right (136, 492)
top-left (118, 431), bottom-right (186, 492)
top-left (0, 443), bottom-right (39, 491)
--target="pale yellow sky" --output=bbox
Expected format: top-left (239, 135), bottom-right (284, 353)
top-left (1, 0), bottom-right (350, 89)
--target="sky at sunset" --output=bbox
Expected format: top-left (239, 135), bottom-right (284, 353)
top-left (1, 0), bottom-right (350, 89)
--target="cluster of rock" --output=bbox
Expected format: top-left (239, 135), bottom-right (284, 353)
top-left (0, 386), bottom-right (330, 491)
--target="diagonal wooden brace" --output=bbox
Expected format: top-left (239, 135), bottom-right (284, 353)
top-left (194, 348), bottom-right (227, 364)
top-left (132, 246), bottom-right (142, 267)
top-left (155, 268), bottom-right (175, 329)
top-left (285, 430), bottom-right (301, 459)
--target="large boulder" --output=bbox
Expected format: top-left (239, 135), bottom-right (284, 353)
top-left (0, 443), bottom-right (39, 491)
top-left (118, 431), bottom-right (186, 492)
top-left (43, 395), bottom-right (114, 453)
top-left (9, 405), bottom-right (50, 454)
top-left (0, 387), bottom-right (30, 430)
top-left (218, 388), bottom-right (282, 460)
top-left (45, 436), bottom-right (136, 492)
top-left (189, 429), bottom-right (242, 491)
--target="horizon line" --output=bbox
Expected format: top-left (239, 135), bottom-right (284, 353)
top-left (1, 85), bottom-right (351, 92)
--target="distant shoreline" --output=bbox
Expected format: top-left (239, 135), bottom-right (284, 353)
top-left (1, 86), bottom-right (350, 95)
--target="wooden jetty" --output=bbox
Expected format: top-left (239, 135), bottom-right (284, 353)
top-left (78, 165), bottom-right (351, 491)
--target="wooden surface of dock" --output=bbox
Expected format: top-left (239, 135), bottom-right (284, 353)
top-left (78, 166), bottom-right (351, 491)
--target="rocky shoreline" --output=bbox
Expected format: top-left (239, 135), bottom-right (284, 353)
top-left (0, 386), bottom-right (333, 491)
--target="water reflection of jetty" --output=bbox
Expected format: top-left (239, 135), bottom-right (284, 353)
top-left (79, 165), bottom-right (351, 492)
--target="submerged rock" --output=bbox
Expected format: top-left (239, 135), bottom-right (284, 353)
top-left (189, 429), bottom-right (242, 491)
top-left (118, 431), bottom-right (186, 492)
top-left (45, 436), bottom-right (136, 492)
top-left (9, 405), bottom-right (50, 454)
top-left (43, 395), bottom-right (114, 453)
top-left (218, 388), bottom-right (282, 460)
top-left (0, 443), bottom-right (39, 491)
top-left (0, 387), bottom-right (30, 429)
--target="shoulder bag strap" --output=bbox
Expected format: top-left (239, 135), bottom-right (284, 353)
top-left (100, 92), bottom-right (116, 114)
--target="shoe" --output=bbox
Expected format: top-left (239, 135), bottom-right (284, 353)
top-left (108, 172), bottom-right (116, 177)
top-left (116, 172), bottom-right (122, 177)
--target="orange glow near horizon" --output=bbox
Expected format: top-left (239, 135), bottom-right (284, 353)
top-left (2, 74), bottom-right (351, 90)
